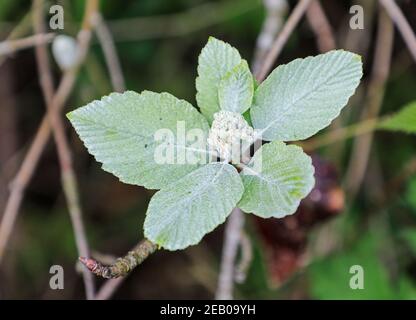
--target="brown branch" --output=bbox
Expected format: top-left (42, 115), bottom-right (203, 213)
top-left (379, 0), bottom-right (416, 63)
top-left (93, 240), bottom-right (157, 300)
top-left (80, 239), bottom-right (158, 279)
top-left (32, 0), bottom-right (95, 299)
top-left (306, 0), bottom-right (336, 52)
top-left (345, 7), bottom-right (394, 198)
top-left (0, 11), bottom-right (33, 66)
top-left (0, 0), bottom-right (98, 263)
top-left (0, 33), bottom-right (55, 56)
top-left (252, 0), bottom-right (288, 75)
top-left (95, 277), bottom-right (125, 300)
top-left (256, 0), bottom-right (312, 82)
top-left (92, 13), bottom-right (126, 92)
top-left (215, 208), bottom-right (244, 300)
top-left (234, 230), bottom-right (253, 283)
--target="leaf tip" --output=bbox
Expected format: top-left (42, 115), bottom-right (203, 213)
top-left (66, 110), bottom-right (74, 121)
top-left (353, 53), bottom-right (363, 63)
top-left (207, 36), bottom-right (218, 43)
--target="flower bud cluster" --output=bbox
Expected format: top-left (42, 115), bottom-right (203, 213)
top-left (207, 110), bottom-right (256, 161)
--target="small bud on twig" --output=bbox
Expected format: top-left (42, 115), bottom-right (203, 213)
top-left (79, 239), bottom-right (158, 279)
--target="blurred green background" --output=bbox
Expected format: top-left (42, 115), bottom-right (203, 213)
top-left (0, 0), bottom-right (416, 299)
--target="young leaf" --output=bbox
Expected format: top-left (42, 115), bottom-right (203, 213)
top-left (238, 141), bottom-right (314, 218)
top-left (144, 163), bottom-right (244, 250)
top-left (196, 37), bottom-right (242, 122)
top-left (378, 101), bottom-right (416, 134)
top-left (67, 91), bottom-right (210, 190)
top-left (250, 50), bottom-right (363, 141)
top-left (218, 59), bottom-right (254, 114)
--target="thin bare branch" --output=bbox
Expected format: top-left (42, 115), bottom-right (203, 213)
top-left (0, 0), bottom-right (99, 264)
top-left (0, 33), bottom-right (55, 56)
top-left (379, 0), bottom-right (416, 63)
top-left (215, 208), bottom-right (244, 300)
top-left (256, 0), bottom-right (312, 82)
top-left (345, 7), bottom-right (394, 198)
top-left (306, 0), bottom-right (336, 52)
top-left (95, 278), bottom-right (125, 300)
top-left (234, 230), bottom-right (253, 284)
top-left (92, 13), bottom-right (125, 92)
top-left (252, 0), bottom-right (288, 75)
top-left (0, 12), bottom-right (33, 66)
top-left (33, 0), bottom-right (95, 299)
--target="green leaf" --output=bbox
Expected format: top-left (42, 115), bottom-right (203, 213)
top-left (378, 101), bottom-right (416, 134)
top-left (238, 141), bottom-right (314, 218)
top-left (144, 163), bottom-right (244, 250)
top-left (67, 90), bottom-right (210, 190)
top-left (196, 37), bottom-right (242, 122)
top-left (250, 50), bottom-right (363, 141)
top-left (218, 59), bottom-right (254, 114)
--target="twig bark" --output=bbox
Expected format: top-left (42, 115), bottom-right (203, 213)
top-left (0, 33), bottom-right (55, 56)
top-left (345, 7), bottom-right (394, 198)
top-left (0, 11), bottom-right (33, 66)
top-left (32, 0), bottom-right (95, 299)
top-left (80, 239), bottom-right (157, 279)
top-left (256, 0), bottom-right (312, 82)
top-left (0, 0), bottom-right (98, 263)
top-left (92, 13), bottom-right (125, 92)
top-left (306, 0), bottom-right (336, 52)
top-left (379, 0), bottom-right (416, 63)
top-left (252, 0), bottom-right (288, 75)
top-left (215, 208), bottom-right (244, 300)
top-left (95, 277), bottom-right (125, 300)
top-left (86, 240), bottom-right (158, 299)
top-left (234, 230), bottom-right (253, 283)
